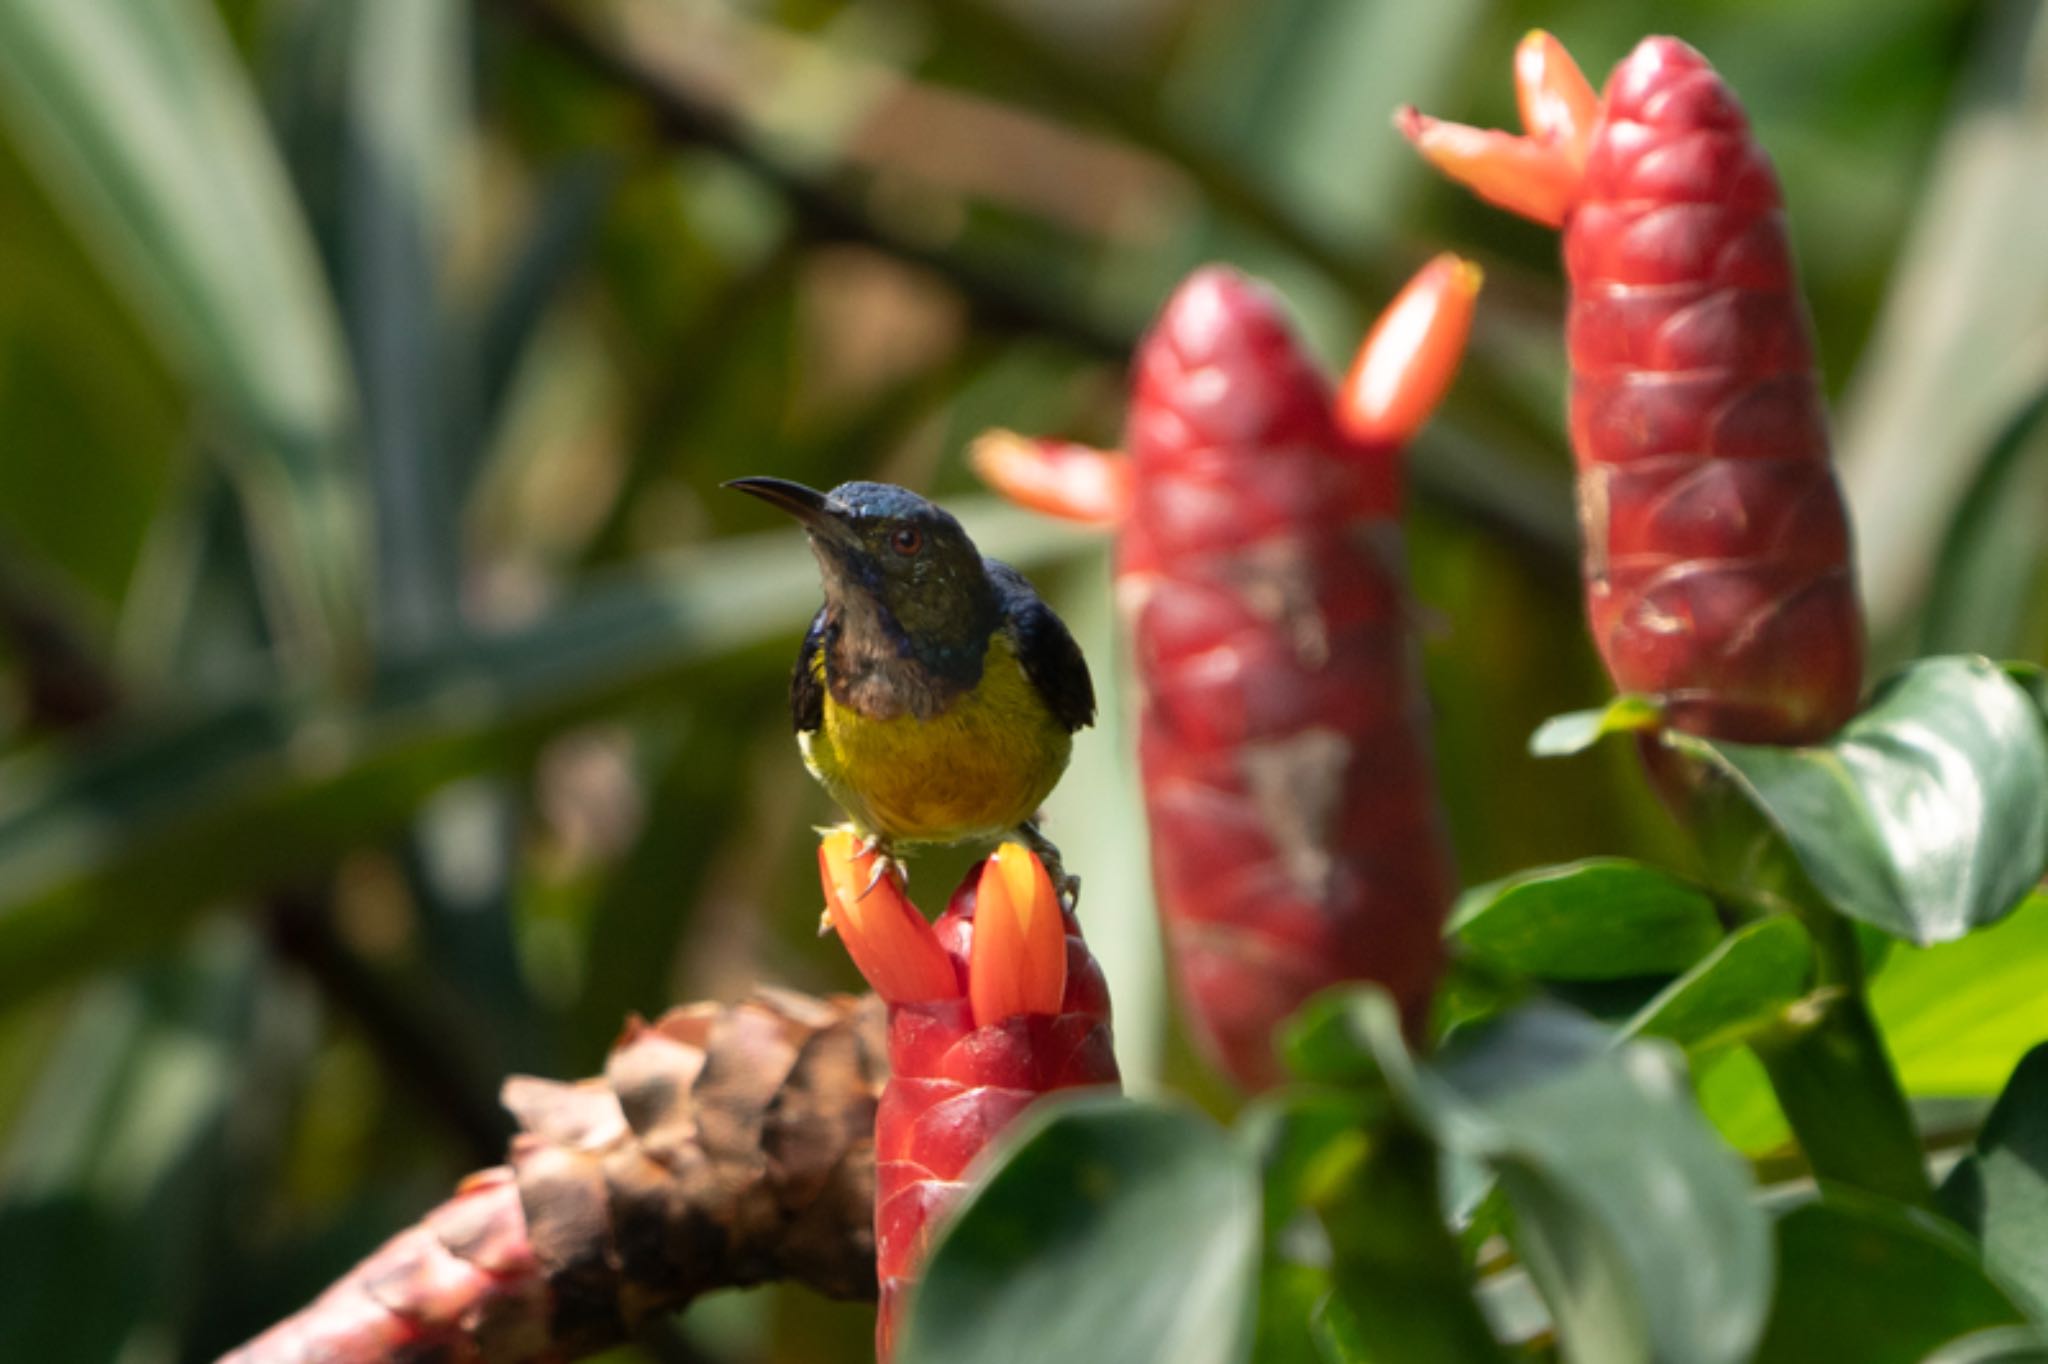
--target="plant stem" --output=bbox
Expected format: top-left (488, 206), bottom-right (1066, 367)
top-left (1749, 901), bottom-right (1934, 1208)
top-left (1316, 1125), bottom-right (1506, 1362)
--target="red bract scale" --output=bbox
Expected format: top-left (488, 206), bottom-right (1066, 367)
top-left (973, 256), bottom-right (1475, 1090)
top-left (818, 834), bottom-right (1119, 1360)
top-left (1403, 32), bottom-right (1863, 744)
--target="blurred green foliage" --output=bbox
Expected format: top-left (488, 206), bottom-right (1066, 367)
top-left (0, 0), bottom-right (2043, 1360)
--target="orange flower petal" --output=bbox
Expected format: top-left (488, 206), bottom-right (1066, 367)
top-left (818, 832), bottom-right (958, 1005)
top-left (1336, 253), bottom-right (1482, 452)
top-left (1396, 107), bottom-right (1580, 229)
top-left (968, 844), bottom-right (1068, 1027)
top-left (970, 429), bottom-right (1132, 526)
top-left (1515, 30), bottom-right (1599, 165)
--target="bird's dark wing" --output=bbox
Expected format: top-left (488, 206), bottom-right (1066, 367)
top-left (791, 606), bottom-right (827, 734)
top-left (987, 559), bottom-right (1095, 732)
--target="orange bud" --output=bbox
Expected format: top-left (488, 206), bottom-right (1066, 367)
top-left (1514, 31), bottom-right (1598, 163)
top-left (818, 833), bottom-right (958, 1005)
top-left (967, 844), bottom-right (1068, 1027)
top-left (1336, 253), bottom-right (1482, 451)
top-left (970, 429), bottom-right (1132, 527)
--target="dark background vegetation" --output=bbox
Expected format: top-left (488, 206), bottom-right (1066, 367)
top-left (0, 0), bottom-right (2044, 1359)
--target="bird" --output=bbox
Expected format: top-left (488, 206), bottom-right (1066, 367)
top-left (725, 477), bottom-right (1095, 897)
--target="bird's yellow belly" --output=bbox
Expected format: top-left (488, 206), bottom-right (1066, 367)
top-left (802, 637), bottom-right (1072, 846)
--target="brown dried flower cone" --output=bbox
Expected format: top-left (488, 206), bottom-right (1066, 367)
top-left (220, 988), bottom-right (888, 1364)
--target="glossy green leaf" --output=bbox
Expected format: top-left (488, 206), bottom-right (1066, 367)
top-left (1874, 892), bottom-right (2048, 1096)
top-left (1669, 656), bottom-right (2048, 945)
top-left (1942, 1045), bottom-right (2048, 1321)
top-left (1625, 917), bottom-right (1814, 1053)
top-left (0, 501), bottom-right (1095, 1003)
top-left (898, 1094), bottom-right (1259, 1364)
top-left (1528, 695), bottom-right (1665, 758)
top-left (1754, 1194), bottom-right (2026, 1364)
top-left (1449, 858), bottom-right (1725, 981)
top-left (0, 0), bottom-right (365, 675)
top-left (1287, 991), bottom-right (1770, 1364)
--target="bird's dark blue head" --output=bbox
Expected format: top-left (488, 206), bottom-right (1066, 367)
top-left (725, 477), bottom-right (1000, 677)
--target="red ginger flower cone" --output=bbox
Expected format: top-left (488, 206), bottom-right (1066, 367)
top-left (974, 257), bottom-right (1475, 1091)
top-left (818, 834), bottom-right (1119, 1361)
top-left (1403, 33), bottom-right (1863, 744)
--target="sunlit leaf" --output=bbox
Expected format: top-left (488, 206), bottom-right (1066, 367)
top-left (1874, 892), bottom-right (2048, 1097)
top-left (1670, 657), bottom-right (2048, 945)
top-left (1528, 695), bottom-right (1665, 758)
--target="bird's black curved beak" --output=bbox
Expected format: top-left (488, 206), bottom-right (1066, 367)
top-left (724, 477), bottom-right (856, 547)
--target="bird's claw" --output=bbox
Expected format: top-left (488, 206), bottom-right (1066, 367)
top-left (1015, 823), bottom-right (1080, 912)
top-left (860, 849), bottom-right (909, 900)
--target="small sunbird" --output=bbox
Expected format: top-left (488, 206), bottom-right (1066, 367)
top-left (726, 477), bottom-right (1095, 893)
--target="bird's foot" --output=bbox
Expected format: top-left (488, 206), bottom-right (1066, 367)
top-left (814, 823), bottom-right (909, 897)
top-left (1015, 822), bottom-right (1080, 912)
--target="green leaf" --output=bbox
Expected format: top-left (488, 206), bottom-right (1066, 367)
top-left (342, 0), bottom-right (466, 648)
top-left (1942, 1044), bottom-right (2048, 1321)
top-left (1449, 858), bottom-right (1725, 981)
top-left (1874, 892), bottom-right (2048, 1096)
top-left (1287, 992), bottom-right (1771, 1364)
top-left (1921, 381), bottom-right (2048, 659)
top-left (1753, 1194), bottom-right (2026, 1364)
top-left (1837, 0), bottom-right (2048, 638)
top-left (897, 1094), bottom-right (1259, 1364)
top-left (0, 924), bottom-right (265, 1361)
top-left (475, 155), bottom-right (617, 454)
top-left (1313, 1292), bottom-right (1370, 1364)
top-left (1624, 917), bottom-right (1815, 1053)
top-left (1694, 1046), bottom-right (1794, 1156)
top-left (0, 0), bottom-right (366, 676)
top-left (1669, 656), bottom-right (2048, 945)
top-left (1528, 695), bottom-right (1665, 758)
top-left (1920, 1327), bottom-right (2048, 1363)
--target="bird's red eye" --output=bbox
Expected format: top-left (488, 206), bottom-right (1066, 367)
top-left (891, 526), bottom-right (923, 556)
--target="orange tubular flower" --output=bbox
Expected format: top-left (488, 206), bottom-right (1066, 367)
top-left (819, 832), bottom-right (958, 1005)
top-left (1337, 252), bottom-right (1485, 455)
top-left (975, 258), bottom-right (1477, 1090)
top-left (968, 842), bottom-right (1069, 1027)
top-left (818, 839), bottom-right (1118, 1360)
top-left (1403, 31), bottom-right (1864, 744)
